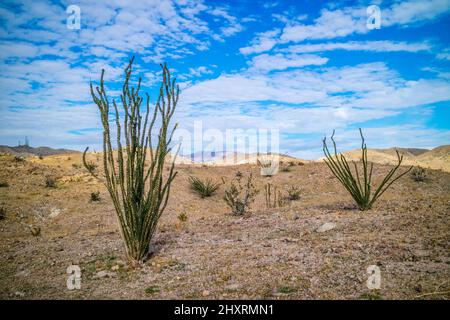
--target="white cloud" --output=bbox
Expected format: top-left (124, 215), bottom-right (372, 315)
top-left (182, 62), bottom-right (450, 107)
top-left (281, 7), bottom-right (367, 43)
top-left (240, 29), bottom-right (281, 55)
top-left (248, 53), bottom-right (329, 72)
top-left (279, 40), bottom-right (432, 54)
top-left (281, 0), bottom-right (450, 43)
top-left (382, 0), bottom-right (450, 26)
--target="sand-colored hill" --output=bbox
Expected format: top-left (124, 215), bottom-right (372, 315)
top-left (182, 151), bottom-right (305, 166)
top-left (336, 145), bottom-right (450, 172)
top-left (0, 145), bottom-right (77, 157)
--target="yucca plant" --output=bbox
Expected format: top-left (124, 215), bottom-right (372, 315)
top-left (188, 176), bottom-right (220, 198)
top-left (83, 57), bottom-right (178, 263)
top-left (322, 129), bottom-right (412, 211)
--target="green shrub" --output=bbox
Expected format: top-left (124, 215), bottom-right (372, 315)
top-left (287, 186), bottom-right (301, 200)
top-left (45, 176), bottom-right (57, 188)
top-left (84, 160), bottom-right (97, 172)
top-left (322, 129), bottom-right (412, 211)
top-left (145, 286), bottom-right (160, 295)
top-left (178, 211), bottom-right (188, 222)
top-left (90, 191), bottom-right (101, 202)
top-left (224, 173), bottom-right (258, 215)
top-left (188, 176), bottom-right (220, 198)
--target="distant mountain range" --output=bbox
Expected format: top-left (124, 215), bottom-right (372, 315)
top-left (0, 145), bottom-right (78, 157)
top-left (339, 145), bottom-right (450, 172)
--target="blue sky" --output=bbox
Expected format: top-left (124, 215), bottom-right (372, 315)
top-left (0, 0), bottom-right (449, 159)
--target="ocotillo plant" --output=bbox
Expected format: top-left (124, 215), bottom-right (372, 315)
top-left (322, 129), bottom-right (412, 211)
top-left (83, 57), bottom-right (178, 262)
top-left (264, 183), bottom-right (285, 208)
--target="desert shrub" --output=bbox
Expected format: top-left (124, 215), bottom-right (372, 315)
top-left (45, 176), bottom-right (57, 188)
top-left (83, 57), bottom-right (178, 263)
top-left (145, 286), bottom-right (160, 295)
top-left (322, 129), bottom-right (412, 211)
top-left (297, 161), bottom-right (304, 166)
top-left (30, 225), bottom-right (41, 236)
top-left (410, 166), bottom-right (427, 182)
top-left (38, 155), bottom-right (44, 160)
top-left (257, 157), bottom-right (278, 176)
top-left (188, 176), bottom-right (220, 198)
top-left (83, 160), bottom-right (97, 172)
top-left (280, 165), bottom-right (291, 172)
top-left (14, 156), bottom-right (25, 162)
top-left (0, 181), bottom-right (9, 188)
top-left (224, 173), bottom-right (258, 215)
top-left (287, 186), bottom-right (301, 200)
top-left (72, 163), bottom-right (81, 169)
top-left (235, 170), bottom-right (243, 178)
top-left (288, 161), bottom-right (296, 167)
top-left (0, 207), bottom-right (5, 220)
top-left (264, 183), bottom-right (285, 208)
top-left (178, 211), bottom-right (188, 222)
top-left (90, 191), bottom-right (101, 202)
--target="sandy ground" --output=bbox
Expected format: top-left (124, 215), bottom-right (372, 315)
top-left (0, 153), bottom-right (449, 300)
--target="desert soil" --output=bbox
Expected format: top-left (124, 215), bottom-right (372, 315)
top-left (0, 153), bottom-right (449, 300)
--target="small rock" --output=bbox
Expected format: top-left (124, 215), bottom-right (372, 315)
top-left (202, 290), bottom-right (210, 297)
top-left (111, 265), bottom-right (119, 271)
top-left (49, 208), bottom-right (61, 219)
top-left (14, 291), bottom-right (25, 297)
top-left (316, 222), bottom-right (336, 233)
top-left (94, 270), bottom-right (115, 279)
top-left (225, 283), bottom-right (241, 291)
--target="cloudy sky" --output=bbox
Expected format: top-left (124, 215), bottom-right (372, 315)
top-left (0, 0), bottom-right (449, 159)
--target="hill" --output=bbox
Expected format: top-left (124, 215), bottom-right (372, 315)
top-left (0, 145), bottom-right (78, 157)
top-left (336, 145), bottom-right (450, 172)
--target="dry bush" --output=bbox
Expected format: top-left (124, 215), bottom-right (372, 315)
top-left (45, 176), bottom-right (57, 188)
top-left (410, 166), bottom-right (427, 182)
top-left (224, 173), bottom-right (258, 215)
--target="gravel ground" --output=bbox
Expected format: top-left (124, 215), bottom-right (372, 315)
top-left (0, 154), bottom-right (449, 299)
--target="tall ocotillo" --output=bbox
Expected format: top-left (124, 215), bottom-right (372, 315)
top-left (83, 57), bottom-right (179, 262)
top-left (322, 128), bottom-right (412, 211)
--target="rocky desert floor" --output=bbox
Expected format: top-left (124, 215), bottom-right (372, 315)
top-left (0, 153), bottom-right (449, 299)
